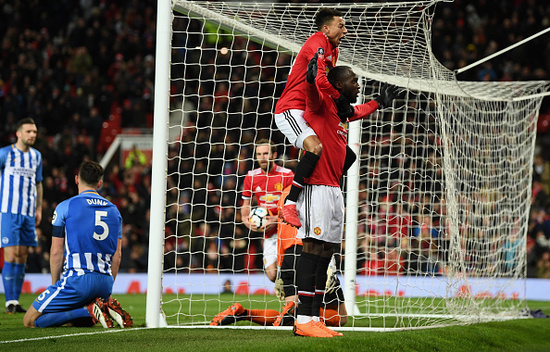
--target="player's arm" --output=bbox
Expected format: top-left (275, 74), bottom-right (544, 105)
top-left (111, 238), bottom-right (122, 280)
top-left (241, 197), bottom-right (256, 231)
top-left (35, 181), bottom-right (43, 225)
top-left (347, 83), bottom-right (399, 122)
top-left (50, 228), bottom-right (65, 284)
top-left (305, 53), bottom-right (324, 107)
top-left (307, 37), bottom-right (340, 99)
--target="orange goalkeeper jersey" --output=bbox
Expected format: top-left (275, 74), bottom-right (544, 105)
top-left (276, 185), bottom-right (302, 266)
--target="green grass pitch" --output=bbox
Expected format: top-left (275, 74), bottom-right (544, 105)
top-left (0, 294), bottom-right (549, 352)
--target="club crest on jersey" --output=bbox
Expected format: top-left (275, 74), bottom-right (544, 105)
top-left (317, 47), bottom-right (325, 58)
top-left (314, 227), bottom-right (322, 236)
top-left (274, 182), bottom-right (282, 191)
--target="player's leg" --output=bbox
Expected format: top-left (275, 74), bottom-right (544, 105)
top-left (312, 246), bottom-right (334, 321)
top-left (295, 185), bottom-right (344, 336)
top-left (293, 238), bottom-right (331, 337)
top-left (13, 215), bottom-right (36, 311)
top-left (210, 302), bottom-right (280, 326)
top-left (273, 245), bottom-right (302, 326)
top-left (26, 273), bottom-right (114, 328)
top-left (263, 236), bottom-right (278, 282)
top-left (284, 134), bottom-right (322, 208)
top-left (274, 110), bottom-right (321, 228)
top-left (1, 213), bottom-right (30, 313)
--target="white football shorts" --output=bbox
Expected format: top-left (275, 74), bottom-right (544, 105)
top-left (263, 234), bottom-right (278, 269)
top-left (296, 185), bottom-right (344, 244)
top-left (274, 109), bottom-right (317, 150)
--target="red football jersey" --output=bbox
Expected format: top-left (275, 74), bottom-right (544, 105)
top-left (242, 164), bottom-right (294, 237)
top-left (304, 82), bottom-right (378, 187)
top-left (275, 32), bottom-right (340, 114)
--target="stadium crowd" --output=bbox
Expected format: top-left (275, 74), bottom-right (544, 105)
top-left (1, 0), bottom-right (550, 279)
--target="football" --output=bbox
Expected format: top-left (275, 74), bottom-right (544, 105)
top-left (249, 206), bottom-right (269, 228)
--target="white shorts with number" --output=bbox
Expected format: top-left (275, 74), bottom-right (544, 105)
top-left (263, 235), bottom-right (278, 269)
top-left (296, 185), bottom-right (344, 244)
top-left (274, 109), bottom-right (317, 150)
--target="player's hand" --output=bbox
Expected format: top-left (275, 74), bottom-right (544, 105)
top-left (306, 53), bottom-right (318, 84)
top-left (261, 215), bottom-right (278, 232)
top-left (335, 95), bottom-right (354, 122)
top-left (375, 82), bottom-right (399, 109)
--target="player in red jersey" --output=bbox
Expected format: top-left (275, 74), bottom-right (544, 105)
top-left (292, 55), bottom-right (398, 337)
top-left (241, 139), bottom-right (294, 282)
top-left (275, 8), bottom-right (352, 229)
top-left (210, 185), bottom-right (347, 329)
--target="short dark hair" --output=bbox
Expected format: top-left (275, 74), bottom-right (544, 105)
top-left (79, 161), bottom-right (104, 186)
top-left (16, 117), bottom-right (36, 131)
top-left (255, 139), bottom-right (277, 155)
top-left (315, 8), bottom-right (343, 30)
top-left (327, 66), bottom-right (354, 85)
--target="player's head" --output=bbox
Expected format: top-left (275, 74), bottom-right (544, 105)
top-left (327, 66), bottom-right (359, 104)
top-left (15, 117), bottom-right (38, 148)
top-left (254, 139), bottom-right (277, 172)
top-left (315, 8), bottom-right (347, 47)
top-left (77, 160), bottom-right (104, 189)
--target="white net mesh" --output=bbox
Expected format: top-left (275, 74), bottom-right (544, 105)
top-left (154, 0), bottom-right (550, 329)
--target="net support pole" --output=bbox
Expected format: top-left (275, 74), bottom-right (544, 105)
top-left (455, 26), bottom-right (550, 75)
top-left (344, 117), bottom-right (362, 316)
top-left (146, 0), bottom-right (171, 328)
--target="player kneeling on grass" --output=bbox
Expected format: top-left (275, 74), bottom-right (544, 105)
top-left (210, 186), bottom-right (347, 329)
top-left (23, 161), bottom-right (133, 328)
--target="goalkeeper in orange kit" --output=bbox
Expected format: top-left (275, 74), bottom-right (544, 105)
top-left (210, 185), bottom-right (347, 328)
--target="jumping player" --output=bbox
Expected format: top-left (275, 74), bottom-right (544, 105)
top-left (275, 8), bottom-right (352, 228)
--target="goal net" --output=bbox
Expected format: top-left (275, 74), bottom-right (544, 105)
top-left (146, 0), bottom-right (550, 329)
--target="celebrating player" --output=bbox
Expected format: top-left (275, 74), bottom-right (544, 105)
top-left (275, 8), bottom-right (351, 228)
top-left (23, 161), bottom-right (132, 328)
top-left (292, 55), bottom-right (398, 337)
top-left (241, 139), bottom-right (294, 282)
top-left (0, 118), bottom-right (43, 314)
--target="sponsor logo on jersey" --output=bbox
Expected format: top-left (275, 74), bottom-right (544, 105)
top-left (255, 186), bottom-right (262, 192)
top-left (314, 227), bottom-right (322, 236)
top-left (260, 193), bottom-right (281, 203)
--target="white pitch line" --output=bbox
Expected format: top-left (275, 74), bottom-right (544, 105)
top-left (0, 327), bottom-right (150, 344)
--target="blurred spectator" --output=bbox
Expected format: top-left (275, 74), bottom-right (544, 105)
top-left (124, 144), bottom-right (148, 169)
top-left (0, 1), bottom-right (549, 278)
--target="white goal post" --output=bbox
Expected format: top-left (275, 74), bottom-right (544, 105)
top-left (146, 0), bottom-right (550, 329)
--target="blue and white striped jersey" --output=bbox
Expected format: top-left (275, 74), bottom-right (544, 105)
top-left (0, 144), bottom-right (43, 216)
top-left (52, 190), bottom-right (123, 277)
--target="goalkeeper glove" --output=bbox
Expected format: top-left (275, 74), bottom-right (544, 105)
top-left (325, 263), bottom-right (341, 295)
top-left (274, 277), bottom-right (285, 300)
top-left (306, 53), bottom-right (318, 84)
top-left (334, 95), bottom-right (354, 122)
top-left (375, 82), bottom-right (399, 109)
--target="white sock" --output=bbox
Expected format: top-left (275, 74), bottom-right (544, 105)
top-left (296, 315), bottom-right (312, 324)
